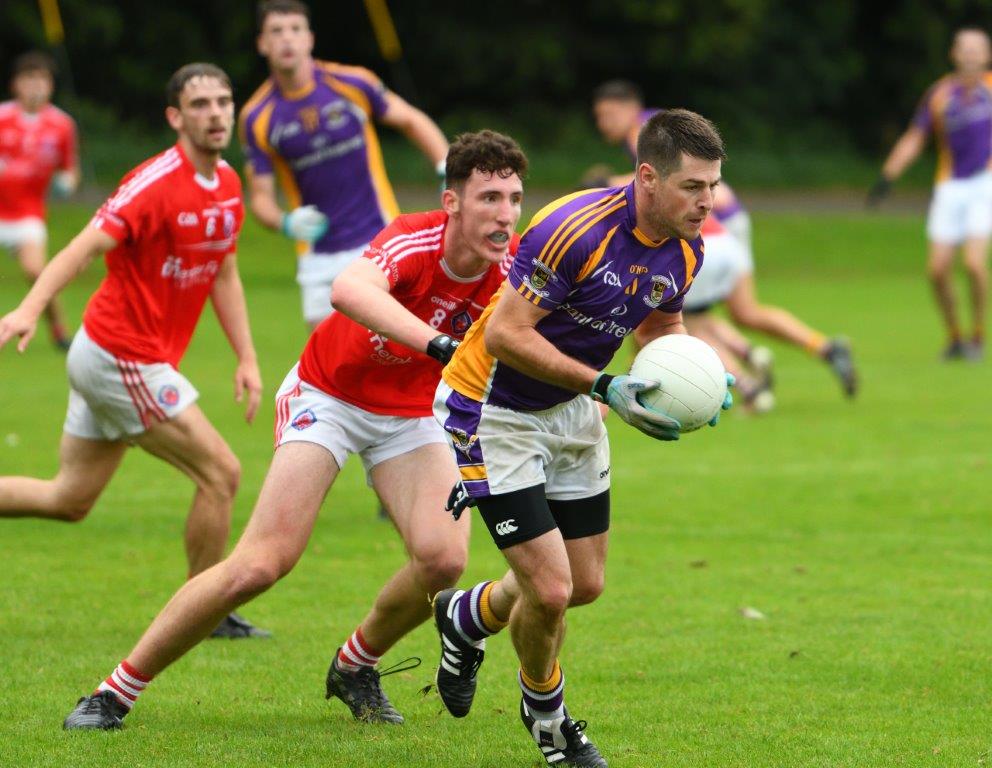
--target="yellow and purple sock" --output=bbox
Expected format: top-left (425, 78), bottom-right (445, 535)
top-left (453, 581), bottom-right (508, 646)
top-left (519, 661), bottom-right (565, 720)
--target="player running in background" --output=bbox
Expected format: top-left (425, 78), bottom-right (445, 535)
top-left (240, 0), bottom-right (448, 328)
top-left (430, 110), bottom-right (731, 768)
top-left (592, 80), bottom-right (857, 396)
top-left (0, 63), bottom-right (268, 640)
top-left (61, 130), bottom-right (527, 731)
top-left (0, 51), bottom-right (78, 349)
top-left (868, 27), bottom-right (992, 360)
top-left (640, 213), bottom-right (858, 402)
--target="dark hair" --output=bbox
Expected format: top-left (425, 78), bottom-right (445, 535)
top-left (592, 79), bottom-right (643, 105)
top-left (12, 51), bottom-right (56, 79)
top-left (636, 109), bottom-right (725, 177)
top-left (257, 0), bottom-right (310, 31)
top-left (166, 63), bottom-right (232, 108)
top-left (445, 130), bottom-right (528, 189)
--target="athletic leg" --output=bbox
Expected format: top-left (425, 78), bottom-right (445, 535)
top-left (354, 443), bottom-right (467, 653)
top-left (927, 241), bottom-right (961, 349)
top-left (725, 274), bottom-right (827, 354)
top-left (134, 405), bottom-right (243, 577)
top-left (961, 236), bottom-right (989, 350)
top-left (0, 433), bottom-right (125, 521)
top-left (63, 442), bottom-right (338, 729)
top-left (327, 443), bottom-right (466, 724)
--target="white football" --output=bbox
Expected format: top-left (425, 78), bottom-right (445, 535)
top-left (629, 335), bottom-right (728, 432)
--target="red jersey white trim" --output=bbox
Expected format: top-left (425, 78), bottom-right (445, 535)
top-left (0, 100), bottom-right (77, 220)
top-left (82, 142), bottom-right (245, 367)
top-left (297, 210), bottom-right (519, 418)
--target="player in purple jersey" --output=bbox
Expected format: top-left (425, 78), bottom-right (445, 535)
top-left (429, 110), bottom-right (732, 768)
top-left (239, 0), bottom-right (448, 328)
top-left (592, 80), bottom-right (858, 395)
top-left (869, 28), bottom-right (992, 359)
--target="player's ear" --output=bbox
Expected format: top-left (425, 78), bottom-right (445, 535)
top-left (165, 106), bottom-right (183, 132)
top-left (636, 161), bottom-right (657, 189)
top-left (442, 187), bottom-right (459, 215)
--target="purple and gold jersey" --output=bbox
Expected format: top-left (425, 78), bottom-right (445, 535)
top-left (238, 61), bottom-right (399, 254)
top-left (913, 73), bottom-right (992, 182)
top-left (442, 184), bottom-right (703, 411)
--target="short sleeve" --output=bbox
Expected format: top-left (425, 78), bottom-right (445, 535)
top-left (659, 239), bottom-right (705, 314)
top-left (239, 104), bottom-right (275, 177)
top-left (325, 65), bottom-right (389, 120)
top-left (364, 222), bottom-right (433, 291)
top-left (507, 218), bottom-right (589, 311)
top-left (90, 172), bottom-right (155, 245)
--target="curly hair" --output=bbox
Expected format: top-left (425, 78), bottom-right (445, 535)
top-left (445, 130), bottom-right (528, 189)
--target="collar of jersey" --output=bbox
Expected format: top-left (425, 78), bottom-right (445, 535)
top-left (276, 70), bottom-right (318, 101)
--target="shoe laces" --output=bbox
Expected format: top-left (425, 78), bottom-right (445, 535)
top-left (353, 657), bottom-right (421, 704)
top-left (448, 642), bottom-right (484, 678)
top-left (78, 691), bottom-right (123, 717)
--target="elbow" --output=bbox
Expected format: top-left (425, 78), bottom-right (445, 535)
top-left (328, 275), bottom-right (352, 314)
top-left (483, 322), bottom-right (507, 358)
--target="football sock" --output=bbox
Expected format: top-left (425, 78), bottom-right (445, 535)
top-left (97, 660), bottom-right (151, 710)
top-left (806, 331), bottom-right (828, 356)
top-left (337, 626), bottom-right (382, 672)
top-left (452, 580), bottom-right (508, 647)
top-left (519, 660), bottom-right (566, 720)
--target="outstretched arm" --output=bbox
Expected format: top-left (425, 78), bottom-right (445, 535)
top-left (0, 225), bottom-right (116, 352)
top-left (881, 126), bottom-right (928, 182)
top-left (210, 253), bottom-right (262, 423)
top-left (380, 91), bottom-right (448, 169)
top-left (331, 257), bottom-right (440, 355)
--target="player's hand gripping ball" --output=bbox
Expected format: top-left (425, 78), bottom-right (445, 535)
top-left (630, 334), bottom-right (733, 432)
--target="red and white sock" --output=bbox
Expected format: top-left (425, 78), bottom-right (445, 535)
top-left (336, 627), bottom-right (382, 673)
top-left (96, 660), bottom-right (151, 710)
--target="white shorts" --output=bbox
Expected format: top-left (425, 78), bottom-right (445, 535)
top-left (274, 364), bottom-right (448, 480)
top-left (718, 210), bottom-right (754, 271)
top-left (433, 381), bottom-right (611, 500)
top-left (0, 217), bottom-right (46, 250)
top-left (64, 327), bottom-right (199, 440)
top-left (685, 232), bottom-right (750, 311)
top-left (296, 243), bottom-right (369, 324)
top-left (927, 171), bottom-right (992, 245)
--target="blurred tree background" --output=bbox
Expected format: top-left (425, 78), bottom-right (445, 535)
top-left (2, 0), bottom-right (991, 188)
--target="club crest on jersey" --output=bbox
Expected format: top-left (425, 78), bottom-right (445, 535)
top-left (450, 310), bottom-right (472, 335)
top-left (523, 259), bottom-right (554, 297)
top-left (223, 210), bottom-right (235, 238)
top-left (291, 409), bottom-right (317, 431)
top-left (157, 385), bottom-right (180, 407)
top-left (447, 427), bottom-right (478, 457)
top-left (644, 274), bottom-right (674, 308)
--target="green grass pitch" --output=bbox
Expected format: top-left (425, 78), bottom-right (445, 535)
top-left (1, 199), bottom-right (991, 767)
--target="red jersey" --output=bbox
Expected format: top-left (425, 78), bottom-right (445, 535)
top-left (0, 100), bottom-right (77, 220)
top-left (298, 210), bottom-right (518, 417)
top-left (701, 214), bottom-right (725, 237)
top-left (83, 143), bottom-right (244, 367)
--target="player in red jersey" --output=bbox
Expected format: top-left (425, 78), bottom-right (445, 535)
top-left (60, 130), bottom-right (528, 731)
top-left (0, 63), bottom-right (268, 639)
top-left (0, 51), bottom-right (78, 349)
